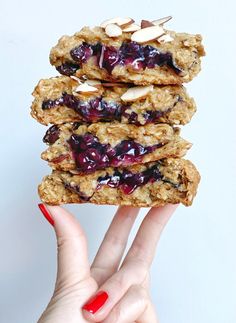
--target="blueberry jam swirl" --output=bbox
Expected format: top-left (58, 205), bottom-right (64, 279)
top-left (56, 41), bottom-right (182, 75)
top-left (42, 93), bottom-right (177, 125)
top-left (63, 164), bottom-right (180, 200)
top-left (67, 133), bottom-right (164, 173)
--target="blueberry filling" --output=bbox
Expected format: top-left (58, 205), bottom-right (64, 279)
top-left (56, 62), bottom-right (80, 76)
top-left (42, 93), bottom-right (176, 124)
top-left (123, 108), bottom-right (172, 125)
top-left (100, 45), bottom-right (120, 73)
top-left (67, 133), bottom-right (164, 173)
top-left (57, 41), bottom-right (182, 75)
top-left (97, 165), bottom-right (163, 194)
top-left (43, 125), bottom-right (60, 144)
top-left (42, 93), bottom-right (127, 122)
top-left (63, 164), bottom-right (180, 199)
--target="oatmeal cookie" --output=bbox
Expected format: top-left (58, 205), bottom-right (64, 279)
top-left (31, 76), bottom-right (196, 126)
top-left (41, 123), bottom-right (191, 173)
top-left (50, 25), bottom-right (205, 85)
top-left (38, 158), bottom-right (200, 207)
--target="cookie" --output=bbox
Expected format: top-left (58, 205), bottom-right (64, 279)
top-left (38, 158), bottom-right (200, 207)
top-left (50, 22), bottom-right (205, 85)
top-left (41, 122), bottom-right (191, 173)
top-left (31, 76), bottom-right (196, 126)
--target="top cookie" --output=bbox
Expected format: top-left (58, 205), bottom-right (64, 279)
top-left (50, 17), bottom-right (205, 85)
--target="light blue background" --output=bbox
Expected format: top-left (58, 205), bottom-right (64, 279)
top-left (0, 0), bottom-right (236, 322)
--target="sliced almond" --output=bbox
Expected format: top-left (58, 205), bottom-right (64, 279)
top-left (85, 80), bottom-right (102, 87)
top-left (141, 20), bottom-right (154, 28)
top-left (105, 23), bottom-right (122, 37)
top-left (157, 33), bottom-right (174, 43)
top-left (101, 17), bottom-right (134, 28)
top-left (131, 25), bottom-right (165, 43)
top-left (121, 85), bottom-right (154, 102)
top-left (119, 18), bottom-right (135, 29)
top-left (70, 76), bottom-right (82, 83)
top-left (152, 16), bottom-right (172, 26)
top-left (99, 45), bottom-right (105, 68)
top-left (74, 83), bottom-right (99, 94)
top-left (122, 23), bottom-right (141, 32)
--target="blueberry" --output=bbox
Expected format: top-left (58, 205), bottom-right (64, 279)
top-left (97, 165), bottom-right (163, 195)
top-left (43, 125), bottom-right (60, 144)
top-left (62, 93), bottom-right (79, 110)
top-left (120, 42), bottom-right (144, 60)
top-left (42, 99), bottom-right (55, 110)
top-left (115, 141), bottom-right (148, 160)
top-left (67, 132), bottom-right (162, 173)
top-left (56, 62), bottom-right (80, 76)
top-left (70, 42), bottom-right (93, 63)
top-left (75, 151), bottom-right (98, 172)
top-left (91, 43), bottom-right (102, 55)
top-left (102, 46), bottom-right (120, 73)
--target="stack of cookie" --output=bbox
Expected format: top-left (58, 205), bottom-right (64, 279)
top-left (31, 16), bottom-right (205, 207)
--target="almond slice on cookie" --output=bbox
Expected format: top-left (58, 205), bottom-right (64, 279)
top-left (152, 16), bottom-right (172, 26)
top-left (101, 17), bottom-right (134, 28)
top-left (122, 23), bottom-right (141, 32)
top-left (85, 80), bottom-right (102, 87)
top-left (74, 83), bottom-right (99, 94)
top-left (70, 76), bottom-right (82, 83)
top-left (131, 25), bottom-right (165, 43)
top-left (157, 33), bottom-right (174, 43)
top-left (105, 23), bottom-right (123, 37)
top-left (141, 20), bottom-right (155, 28)
top-left (121, 85), bottom-right (154, 102)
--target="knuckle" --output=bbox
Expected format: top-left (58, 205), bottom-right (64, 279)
top-left (123, 259), bottom-right (149, 283)
top-left (128, 239), bottom-right (153, 264)
top-left (131, 284), bottom-right (149, 301)
top-left (104, 231), bottom-right (126, 250)
top-left (57, 235), bottom-right (86, 249)
top-left (110, 305), bottom-right (122, 323)
top-left (110, 273), bottom-right (127, 291)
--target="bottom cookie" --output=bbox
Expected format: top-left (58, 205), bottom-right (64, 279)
top-left (39, 158), bottom-right (200, 207)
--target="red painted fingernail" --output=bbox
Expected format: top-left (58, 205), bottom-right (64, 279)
top-left (82, 291), bottom-right (108, 314)
top-left (38, 204), bottom-right (54, 226)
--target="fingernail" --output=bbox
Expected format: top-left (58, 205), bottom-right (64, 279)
top-left (38, 204), bottom-right (54, 226)
top-left (82, 291), bottom-right (108, 314)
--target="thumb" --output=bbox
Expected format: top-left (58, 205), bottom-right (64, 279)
top-left (39, 204), bottom-right (90, 290)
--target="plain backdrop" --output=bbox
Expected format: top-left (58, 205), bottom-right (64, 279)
top-left (0, 0), bottom-right (236, 322)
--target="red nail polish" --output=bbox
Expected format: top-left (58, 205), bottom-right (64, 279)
top-left (38, 204), bottom-right (54, 226)
top-left (82, 291), bottom-right (108, 314)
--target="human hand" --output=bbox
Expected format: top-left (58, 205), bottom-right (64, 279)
top-left (38, 204), bottom-right (177, 323)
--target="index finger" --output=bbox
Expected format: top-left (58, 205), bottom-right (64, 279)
top-left (45, 205), bottom-right (90, 287)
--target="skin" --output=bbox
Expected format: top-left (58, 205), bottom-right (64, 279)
top-left (38, 204), bottom-right (178, 323)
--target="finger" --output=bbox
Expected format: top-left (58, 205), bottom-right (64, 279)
top-left (44, 205), bottom-right (90, 289)
top-left (82, 259), bottom-right (148, 322)
top-left (91, 206), bottom-right (139, 285)
top-left (82, 205), bottom-right (177, 322)
top-left (123, 204), bottom-right (178, 268)
top-left (97, 285), bottom-right (158, 323)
